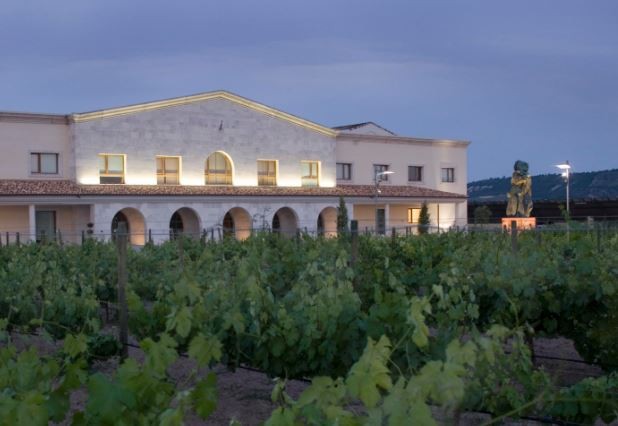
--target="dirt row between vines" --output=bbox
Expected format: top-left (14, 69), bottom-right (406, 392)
top-left (6, 332), bottom-right (608, 425)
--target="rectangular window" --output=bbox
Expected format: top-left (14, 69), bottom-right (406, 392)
top-left (31, 153), bottom-right (59, 174)
top-left (301, 161), bottom-right (319, 187)
top-left (408, 166), bottom-right (423, 182)
top-left (99, 154), bottom-right (125, 184)
top-left (257, 160), bottom-right (277, 186)
top-left (157, 156), bottom-right (180, 185)
top-left (336, 163), bottom-right (352, 181)
top-left (441, 167), bottom-right (455, 183)
top-left (408, 208), bottom-right (421, 224)
top-left (374, 164), bottom-right (390, 182)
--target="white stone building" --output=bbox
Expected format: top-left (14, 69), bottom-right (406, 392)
top-left (0, 91), bottom-right (468, 244)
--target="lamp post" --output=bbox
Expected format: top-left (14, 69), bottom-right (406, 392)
top-left (374, 170), bottom-right (394, 234)
top-left (556, 161), bottom-right (571, 217)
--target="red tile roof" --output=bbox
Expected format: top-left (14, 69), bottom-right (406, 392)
top-left (0, 180), bottom-right (466, 199)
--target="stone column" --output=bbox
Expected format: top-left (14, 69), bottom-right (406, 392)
top-left (28, 204), bottom-right (36, 242)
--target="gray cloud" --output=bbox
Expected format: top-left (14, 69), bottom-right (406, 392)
top-left (1, 0), bottom-right (617, 180)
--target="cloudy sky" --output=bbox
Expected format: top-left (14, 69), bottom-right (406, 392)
top-left (1, 0), bottom-right (617, 180)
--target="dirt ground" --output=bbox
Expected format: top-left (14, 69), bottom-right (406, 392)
top-left (5, 333), bottom-right (612, 425)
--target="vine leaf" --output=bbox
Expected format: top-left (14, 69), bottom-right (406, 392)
top-left (188, 334), bottom-right (222, 367)
top-left (191, 372), bottom-right (218, 419)
top-left (346, 336), bottom-right (392, 408)
top-left (86, 373), bottom-right (136, 423)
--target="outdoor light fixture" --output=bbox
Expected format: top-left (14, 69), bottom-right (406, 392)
top-left (555, 161), bottom-right (571, 216)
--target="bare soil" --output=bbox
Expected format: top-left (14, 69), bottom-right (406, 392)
top-left (4, 332), bottom-right (613, 425)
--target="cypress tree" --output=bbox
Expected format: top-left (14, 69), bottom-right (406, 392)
top-left (418, 201), bottom-right (430, 234)
top-left (337, 196), bottom-right (349, 235)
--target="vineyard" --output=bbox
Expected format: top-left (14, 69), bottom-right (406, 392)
top-left (0, 228), bottom-right (617, 425)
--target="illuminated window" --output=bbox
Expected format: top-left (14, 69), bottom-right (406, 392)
top-left (441, 168), bottom-right (455, 183)
top-left (374, 164), bottom-right (390, 181)
top-left (31, 153), bottom-right (59, 174)
top-left (99, 154), bottom-right (125, 184)
top-left (157, 156), bottom-right (180, 185)
top-left (408, 166), bottom-right (423, 182)
top-left (301, 161), bottom-right (319, 187)
top-left (257, 160), bottom-right (277, 186)
top-left (408, 208), bottom-right (421, 224)
top-left (205, 152), bottom-right (232, 185)
top-left (336, 163), bottom-right (352, 180)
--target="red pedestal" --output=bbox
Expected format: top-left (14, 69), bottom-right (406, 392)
top-left (501, 217), bottom-right (536, 231)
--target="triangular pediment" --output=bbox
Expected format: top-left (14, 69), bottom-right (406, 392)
top-left (71, 90), bottom-right (336, 137)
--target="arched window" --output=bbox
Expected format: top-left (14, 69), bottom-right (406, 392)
top-left (205, 152), bottom-right (232, 185)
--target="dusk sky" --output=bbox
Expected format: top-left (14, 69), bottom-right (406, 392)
top-left (1, 0), bottom-right (617, 181)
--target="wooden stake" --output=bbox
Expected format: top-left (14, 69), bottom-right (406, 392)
top-left (116, 222), bottom-right (129, 360)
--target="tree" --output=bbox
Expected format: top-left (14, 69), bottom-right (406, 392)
top-left (337, 196), bottom-right (349, 235)
top-left (418, 202), bottom-right (430, 234)
top-left (474, 205), bottom-right (492, 224)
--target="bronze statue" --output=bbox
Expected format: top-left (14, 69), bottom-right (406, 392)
top-left (506, 160), bottom-right (533, 217)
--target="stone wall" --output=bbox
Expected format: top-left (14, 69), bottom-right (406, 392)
top-left (72, 98), bottom-right (337, 187)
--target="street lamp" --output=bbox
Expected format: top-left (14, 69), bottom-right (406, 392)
top-left (556, 161), bottom-right (571, 217)
top-left (374, 170), bottom-right (395, 234)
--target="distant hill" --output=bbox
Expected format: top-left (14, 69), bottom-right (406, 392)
top-left (468, 169), bottom-right (618, 203)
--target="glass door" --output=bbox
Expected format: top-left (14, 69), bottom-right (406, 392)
top-left (35, 211), bottom-right (56, 242)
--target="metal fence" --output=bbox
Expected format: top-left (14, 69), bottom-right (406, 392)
top-left (1, 218), bottom-right (617, 247)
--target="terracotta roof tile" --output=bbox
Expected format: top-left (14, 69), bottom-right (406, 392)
top-left (0, 180), bottom-right (466, 199)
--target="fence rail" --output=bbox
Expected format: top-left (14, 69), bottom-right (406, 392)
top-left (1, 219), bottom-right (617, 247)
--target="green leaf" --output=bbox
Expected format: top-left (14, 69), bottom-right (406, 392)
top-left (140, 333), bottom-right (178, 375)
top-left (346, 336), bottom-right (392, 408)
top-left (409, 401), bottom-right (437, 426)
top-left (265, 407), bottom-right (295, 426)
top-left (166, 306), bottom-right (193, 338)
top-left (191, 372), bottom-right (217, 419)
top-left (188, 334), bottom-right (222, 367)
top-left (64, 333), bottom-right (88, 358)
top-left (86, 373), bottom-right (136, 423)
top-left (159, 408), bottom-right (184, 426)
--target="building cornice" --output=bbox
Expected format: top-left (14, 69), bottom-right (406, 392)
top-left (0, 112), bottom-right (69, 125)
top-left (336, 132), bottom-right (470, 147)
top-left (70, 90), bottom-right (338, 137)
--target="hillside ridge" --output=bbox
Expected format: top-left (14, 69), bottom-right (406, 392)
top-left (468, 168), bottom-right (618, 202)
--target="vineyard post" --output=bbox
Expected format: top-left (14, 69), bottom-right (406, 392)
top-left (5, 231), bottom-right (8, 246)
top-left (178, 235), bottom-right (184, 273)
top-left (596, 222), bottom-right (602, 253)
top-left (16, 232), bottom-right (20, 246)
top-left (217, 227), bottom-right (222, 240)
top-left (116, 222), bottom-right (129, 360)
top-left (58, 230), bottom-right (63, 246)
top-left (510, 220), bottom-right (518, 253)
top-left (148, 229), bottom-right (153, 244)
top-left (201, 228), bottom-right (206, 245)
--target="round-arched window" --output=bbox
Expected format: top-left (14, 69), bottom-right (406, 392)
top-left (205, 152), bottom-right (232, 185)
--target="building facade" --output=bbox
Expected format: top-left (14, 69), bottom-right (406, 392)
top-left (0, 91), bottom-right (468, 244)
